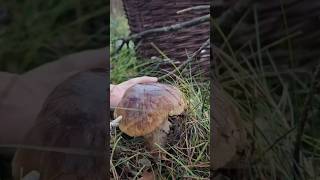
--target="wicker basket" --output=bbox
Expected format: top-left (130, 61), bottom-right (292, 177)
top-left (122, 0), bottom-right (210, 76)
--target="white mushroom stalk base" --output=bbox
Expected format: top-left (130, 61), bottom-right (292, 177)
top-left (110, 116), bottom-right (122, 128)
top-left (143, 120), bottom-right (172, 152)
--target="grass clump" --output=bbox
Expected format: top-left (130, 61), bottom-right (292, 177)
top-left (213, 5), bottom-right (320, 179)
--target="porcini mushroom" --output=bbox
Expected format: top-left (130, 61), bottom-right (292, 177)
top-left (114, 82), bottom-right (186, 151)
top-left (212, 82), bottom-right (248, 170)
top-left (12, 69), bottom-right (107, 180)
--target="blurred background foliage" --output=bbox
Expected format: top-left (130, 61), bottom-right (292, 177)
top-left (0, 0), bottom-right (107, 178)
top-left (0, 0), bottom-right (108, 73)
top-left (213, 1), bottom-right (320, 179)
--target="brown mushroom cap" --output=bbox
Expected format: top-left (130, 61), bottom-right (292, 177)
top-left (12, 69), bottom-right (107, 179)
top-left (114, 82), bottom-right (186, 137)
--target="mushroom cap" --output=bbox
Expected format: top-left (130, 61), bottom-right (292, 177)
top-left (12, 69), bottom-right (107, 179)
top-left (114, 82), bottom-right (186, 137)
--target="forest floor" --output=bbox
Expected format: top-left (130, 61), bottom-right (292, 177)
top-left (110, 15), bottom-right (210, 179)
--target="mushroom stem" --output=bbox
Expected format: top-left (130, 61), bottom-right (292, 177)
top-left (143, 120), bottom-right (171, 152)
top-left (110, 116), bottom-right (122, 128)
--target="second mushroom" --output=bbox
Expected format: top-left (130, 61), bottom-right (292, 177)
top-left (113, 82), bottom-right (186, 151)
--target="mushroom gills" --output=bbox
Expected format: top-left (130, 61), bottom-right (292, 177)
top-left (143, 120), bottom-right (171, 151)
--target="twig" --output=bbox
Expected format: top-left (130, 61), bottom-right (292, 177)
top-left (112, 14), bottom-right (210, 55)
top-left (125, 14), bottom-right (209, 40)
top-left (293, 63), bottom-right (320, 176)
top-left (158, 39), bottom-right (210, 80)
top-left (112, 39), bottom-right (130, 57)
top-left (177, 5), bottom-right (210, 14)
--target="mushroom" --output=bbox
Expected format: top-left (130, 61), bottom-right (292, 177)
top-left (12, 69), bottom-right (107, 180)
top-left (113, 82), bottom-right (186, 152)
top-left (212, 82), bottom-right (248, 170)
